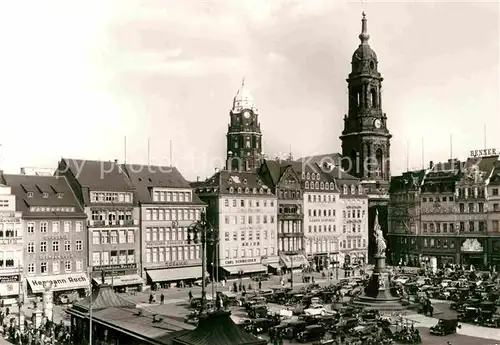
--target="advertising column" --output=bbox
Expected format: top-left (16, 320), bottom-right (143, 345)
top-left (42, 281), bottom-right (54, 322)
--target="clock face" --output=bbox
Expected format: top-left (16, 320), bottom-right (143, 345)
top-left (374, 119), bottom-right (381, 129)
top-left (243, 111), bottom-right (251, 119)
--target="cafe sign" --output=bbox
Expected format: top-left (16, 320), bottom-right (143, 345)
top-left (165, 260), bottom-right (189, 268)
top-left (470, 148), bottom-right (498, 158)
top-left (223, 258), bottom-right (257, 266)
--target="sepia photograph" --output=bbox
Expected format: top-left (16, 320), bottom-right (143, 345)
top-left (0, 0), bottom-right (498, 344)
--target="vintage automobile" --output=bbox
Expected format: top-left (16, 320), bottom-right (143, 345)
top-left (429, 318), bottom-right (460, 336)
top-left (478, 310), bottom-right (500, 328)
top-left (296, 325), bottom-right (325, 343)
top-left (458, 306), bottom-right (480, 323)
top-left (183, 311), bottom-right (199, 326)
top-left (248, 304), bottom-right (268, 319)
top-left (304, 304), bottom-right (328, 316)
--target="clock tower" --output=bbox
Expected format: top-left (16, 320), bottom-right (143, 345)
top-left (340, 13), bottom-right (392, 264)
top-left (226, 79), bottom-right (263, 171)
top-left (340, 12), bottom-right (392, 185)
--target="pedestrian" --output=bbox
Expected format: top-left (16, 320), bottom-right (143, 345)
top-left (149, 293), bottom-right (153, 304)
top-left (258, 280), bottom-right (262, 290)
top-left (160, 293), bottom-right (165, 305)
top-left (5, 307), bottom-right (9, 316)
top-left (429, 304), bottom-right (434, 317)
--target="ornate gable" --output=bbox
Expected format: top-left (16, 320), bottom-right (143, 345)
top-left (277, 166), bottom-right (300, 189)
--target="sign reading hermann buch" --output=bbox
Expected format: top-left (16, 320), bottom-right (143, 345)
top-left (27, 273), bottom-right (89, 293)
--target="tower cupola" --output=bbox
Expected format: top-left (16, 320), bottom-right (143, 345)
top-left (232, 78), bottom-right (258, 114)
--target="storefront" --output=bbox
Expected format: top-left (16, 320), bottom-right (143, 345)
top-left (221, 258), bottom-right (267, 278)
top-left (460, 238), bottom-right (486, 268)
top-left (146, 263), bottom-right (205, 287)
top-left (0, 275), bottom-right (20, 305)
top-left (26, 273), bottom-right (89, 300)
top-left (279, 254), bottom-right (308, 273)
top-left (92, 263), bottom-right (143, 292)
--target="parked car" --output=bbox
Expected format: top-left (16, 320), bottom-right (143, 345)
top-left (304, 304), bottom-right (328, 316)
top-left (429, 318), bottom-right (460, 336)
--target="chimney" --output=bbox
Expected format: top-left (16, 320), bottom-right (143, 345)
top-left (197, 176), bottom-right (200, 182)
top-left (114, 159), bottom-right (119, 164)
top-left (429, 161), bottom-right (434, 169)
top-left (215, 167), bottom-right (220, 173)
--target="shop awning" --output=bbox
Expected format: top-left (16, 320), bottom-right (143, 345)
top-left (279, 254), bottom-right (308, 268)
top-left (146, 267), bottom-right (205, 282)
top-left (268, 263), bottom-right (280, 269)
top-left (92, 274), bottom-right (144, 287)
top-left (27, 273), bottom-right (89, 294)
top-left (223, 264), bottom-right (266, 275)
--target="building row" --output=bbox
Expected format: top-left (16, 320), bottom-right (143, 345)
top-left (388, 154), bottom-right (500, 269)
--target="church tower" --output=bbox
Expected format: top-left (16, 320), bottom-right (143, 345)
top-left (340, 12), bottom-right (392, 186)
top-left (226, 79), bottom-right (263, 171)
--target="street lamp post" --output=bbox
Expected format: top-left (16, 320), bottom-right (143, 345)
top-left (188, 211), bottom-right (217, 315)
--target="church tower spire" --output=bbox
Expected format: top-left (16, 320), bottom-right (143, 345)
top-left (340, 12), bottom-right (392, 185)
top-left (226, 79), bottom-right (262, 172)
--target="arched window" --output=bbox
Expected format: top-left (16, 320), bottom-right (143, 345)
top-left (330, 182), bottom-right (334, 190)
top-left (376, 149), bottom-right (384, 177)
top-left (301, 172), bottom-right (305, 179)
top-left (237, 187), bottom-right (242, 193)
top-left (342, 185), bottom-right (347, 194)
top-left (311, 173), bottom-right (315, 181)
top-left (229, 187), bottom-right (234, 193)
top-left (325, 183), bottom-right (329, 190)
top-left (315, 182), bottom-right (319, 189)
top-left (370, 88), bottom-right (377, 108)
top-left (244, 188), bottom-right (249, 193)
top-left (306, 173), bottom-right (310, 180)
top-left (305, 181), bottom-right (309, 189)
top-left (320, 182), bottom-right (324, 189)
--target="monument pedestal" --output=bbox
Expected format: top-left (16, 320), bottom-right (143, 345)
top-left (352, 254), bottom-right (410, 311)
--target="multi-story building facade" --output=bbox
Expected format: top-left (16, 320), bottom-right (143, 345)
top-left (454, 155), bottom-right (498, 268)
top-left (57, 159), bottom-right (143, 290)
top-left (336, 170), bottom-right (369, 266)
top-left (124, 164), bottom-right (206, 286)
top-left (387, 170), bottom-right (425, 266)
top-left (418, 160), bottom-right (462, 268)
top-left (0, 178), bottom-right (23, 305)
top-left (258, 159), bottom-right (307, 271)
top-left (487, 161), bottom-right (500, 267)
top-left (302, 163), bottom-right (341, 270)
top-left (4, 173), bottom-right (89, 299)
top-left (192, 170), bottom-right (279, 277)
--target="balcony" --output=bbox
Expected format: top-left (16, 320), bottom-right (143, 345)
top-left (88, 219), bottom-right (138, 227)
top-left (279, 231), bottom-right (305, 238)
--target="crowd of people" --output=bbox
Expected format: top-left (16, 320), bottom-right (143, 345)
top-left (1, 315), bottom-right (71, 345)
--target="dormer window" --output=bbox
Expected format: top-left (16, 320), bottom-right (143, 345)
top-left (42, 192), bottom-right (49, 199)
top-left (305, 181), bottom-right (309, 189)
top-left (259, 188), bottom-right (263, 194)
top-left (315, 182), bottom-right (319, 189)
top-left (330, 182), bottom-right (335, 190)
top-left (306, 173), bottom-right (310, 180)
top-left (316, 173), bottom-right (320, 180)
top-left (301, 172), bottom-right (305, 179)
top-left (237, 187), bottom-right (242, 193)
top-left (342, 185), bottom-right (348, 194)
top-left (311, 173), bottom-right (315, 181)
top-left (325, 183), bottom-right (329, 190)
top-left (243, 179), bottom-right (247, 184)
top-left (350, 185), bottom-right (356, 194)
top-left (320, 182), bottom-right (324, 189)
top-left (57, 193), bottom-right (64, 199)
top-left (229, 187), bottom-right (234, 193)
top-left (267, 189), bottom-right (271, 194)
top-left (245, 188), bottom-right (249, 193)
top-left (358, 186), bottom-right (363, 194)
top-left (27, 192), bottom-right (33, 198)
top-left (253, 188), bottom-right (257, 194)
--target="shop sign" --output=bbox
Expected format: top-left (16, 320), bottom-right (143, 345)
top-left (165, 260), bottom-right (188, 268)
top-left (470, 148), bottom-right (497, 157)
top-left (146, 240), bottom-right (189, 246)
top-left (0, 238), bottom-right (22, 245)
top-left (0, 275), bottom-right (19, 283)
top-left (93, 263), bottom-right (137, 271)
top-left (461, 238), bottom-right (483, 253)
top-left (0, 282), bottom-right (19, 296)
top-left (43, 235), bottom-right (68, 241)
top-left (39, 253), bottom-right (73, 260)
top-left (166, 240), bottom-right (188, 246)
top-left (222, 258), bottom-right (257, 266)
top-left (27, 274), bottom-right (89, 293)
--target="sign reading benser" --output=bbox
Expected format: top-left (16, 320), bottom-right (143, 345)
top-left (27, 273), bottom-right (89, 293)
top-left (470, 148), bottom-right (497, 157)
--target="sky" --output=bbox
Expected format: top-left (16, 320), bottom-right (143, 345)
top-left (0, 0), bottom-right (498, 180)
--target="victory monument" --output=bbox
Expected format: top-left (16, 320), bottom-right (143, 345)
top-left (353, 209), bottom-right (408, 310)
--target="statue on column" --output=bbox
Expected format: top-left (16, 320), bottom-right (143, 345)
top-left (373, 209), bottom-right (386, 257)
